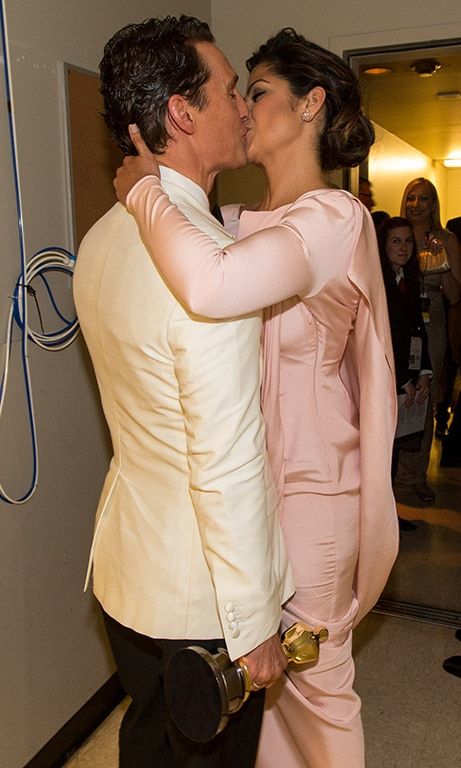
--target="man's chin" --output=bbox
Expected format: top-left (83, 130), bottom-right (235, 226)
top-left (223, 153), bottom-right (249, 171)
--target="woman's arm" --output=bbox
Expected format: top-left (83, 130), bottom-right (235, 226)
top-left (115, 127), bottom-right (358, 318)
top-left (126, 176), bottom-right (314, 317)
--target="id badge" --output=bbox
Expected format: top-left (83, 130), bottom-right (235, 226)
top-left (409, 336), bottom-right (423, 370)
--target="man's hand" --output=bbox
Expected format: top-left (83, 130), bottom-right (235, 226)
top-left (241, 633), bottom-right (287, 690)
top-left (113, 124), bottom-right (160, 204)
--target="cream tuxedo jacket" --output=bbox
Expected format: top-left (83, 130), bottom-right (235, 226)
top-left (73, 167), bottom-right (293, 660)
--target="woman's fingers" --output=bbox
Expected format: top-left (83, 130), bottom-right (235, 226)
top-left (128, 123), bottom-right (151, 157)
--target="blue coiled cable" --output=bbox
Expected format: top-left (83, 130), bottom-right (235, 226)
top-left (0, 2), bottom-right (79, 504)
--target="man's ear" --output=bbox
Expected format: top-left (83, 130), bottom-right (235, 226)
top-left (166, 94), bottom-right (196, 136)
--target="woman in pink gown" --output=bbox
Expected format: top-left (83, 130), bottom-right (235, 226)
top-left (114, 29), bottom-right (398, 768)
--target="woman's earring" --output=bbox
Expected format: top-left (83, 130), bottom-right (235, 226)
top-left (302, 109), bottom-right (314, 122)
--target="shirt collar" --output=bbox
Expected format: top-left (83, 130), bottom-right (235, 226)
top-left (159, 166), bottom-right (209, 211)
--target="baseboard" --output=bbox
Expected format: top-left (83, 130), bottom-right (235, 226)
top-left (374, 598), bottom-right (461, 627)
top-left (24, 673), bottom-right (124, 768)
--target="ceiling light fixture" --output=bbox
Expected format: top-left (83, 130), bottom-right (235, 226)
top-left (436, 91), bottom-right (461, 101)
top-left (443, 158), bottom-right (461, 168)
top-left (363, 66), bottom-right (392, 76)
top-left (411, 58), bottom-right (442, 77)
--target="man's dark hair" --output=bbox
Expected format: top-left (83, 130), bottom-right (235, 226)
top-left (100, 15), bottom-right (214, 154)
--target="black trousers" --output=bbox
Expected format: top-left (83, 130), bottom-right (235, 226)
top-left (102, 610), bottom-right (265, 768)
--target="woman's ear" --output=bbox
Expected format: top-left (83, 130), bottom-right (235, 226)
top-left (304, 86), bottom-right (326, 117)
top-left (166, 94), bottom-right (196, 136)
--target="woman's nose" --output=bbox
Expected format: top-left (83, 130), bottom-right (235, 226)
top-left (244, 93), bottom-right (254, 112)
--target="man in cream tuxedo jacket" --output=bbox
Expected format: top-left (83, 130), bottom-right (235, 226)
top-left (73, 17), bottom-right (293, 767)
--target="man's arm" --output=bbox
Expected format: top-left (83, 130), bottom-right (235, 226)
top-left (169, 305), bottom-right (289, 685)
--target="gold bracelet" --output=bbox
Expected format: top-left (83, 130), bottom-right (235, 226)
top-left (236, 656), bottom-right (252, 701)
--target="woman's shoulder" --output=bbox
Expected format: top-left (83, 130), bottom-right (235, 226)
top-left (284, 188), bottom-right (363, 236)
top-left (290, 187), bottom-right (360, 214)
top-left (298, 187), bottom-right (357, 201)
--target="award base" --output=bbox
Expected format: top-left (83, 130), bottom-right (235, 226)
top-left (164, 646), bottom-right (248, 742)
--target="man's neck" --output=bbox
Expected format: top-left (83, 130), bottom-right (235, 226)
top-left (156, 147), bottom-right (216, 195)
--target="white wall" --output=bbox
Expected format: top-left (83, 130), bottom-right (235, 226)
top-left (369, 124), bottom-right (436, 217)
top-left (0, 3), bottom-right (210, 767)
top-left (211, 1), bottom-right (461, 87)
top-left (446, 169), bottom-right (461, 223)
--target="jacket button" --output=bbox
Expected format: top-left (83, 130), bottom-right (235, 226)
top-left (226, 612), bottom-right (236, 621)
top-left (224, 602), bottom-right (234, 612)
top-left (231, 629), bottom-right (240, 639)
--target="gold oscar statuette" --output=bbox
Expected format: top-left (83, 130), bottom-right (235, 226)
top-left (164, 622), bottom-right (329, 742)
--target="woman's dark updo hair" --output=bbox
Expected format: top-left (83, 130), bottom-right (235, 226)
top-left (246, 28), bottom-right (374, 172)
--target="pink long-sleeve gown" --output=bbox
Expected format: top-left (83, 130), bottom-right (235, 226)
top-left (126, 177), bottom-right (399, 768)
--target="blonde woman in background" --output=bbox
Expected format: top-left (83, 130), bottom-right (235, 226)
top-left (394, 178), bottom-right (461, 501)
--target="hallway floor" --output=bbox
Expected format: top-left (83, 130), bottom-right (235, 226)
top-left (382, 418), bottom-right (461, 614)
top-left (63, 612), bottom-right (461, 767)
